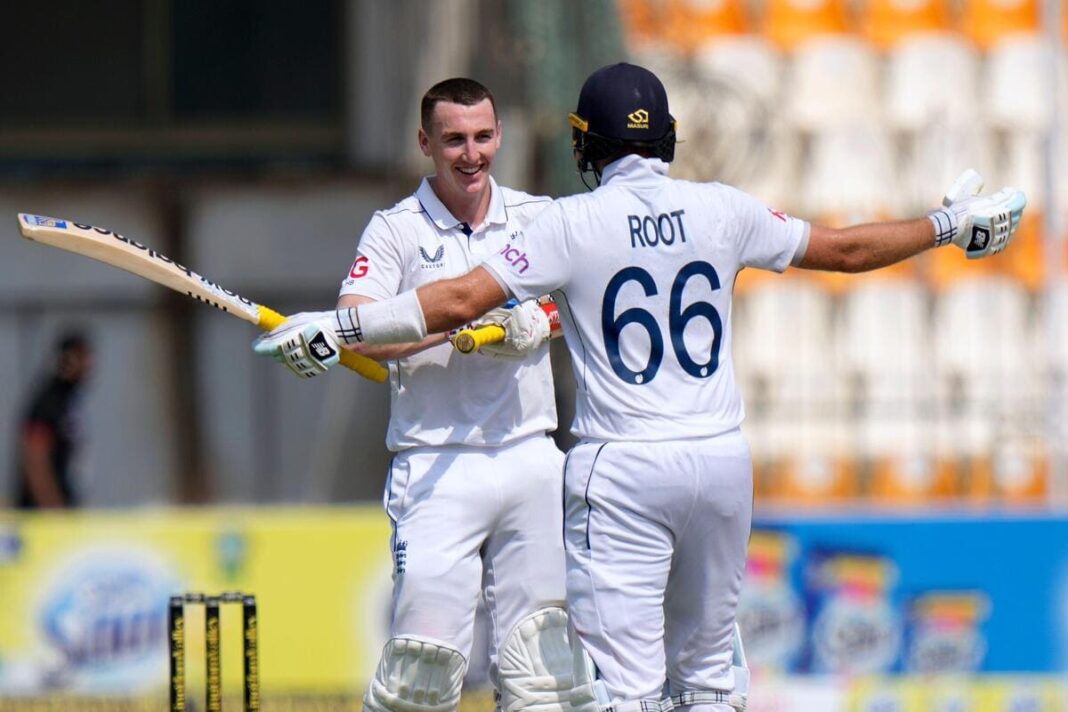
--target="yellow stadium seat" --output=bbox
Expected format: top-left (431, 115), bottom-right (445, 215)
top-left (763, 452), bottom-right (859, 503)
top-left (619, 0), bottom-right (750, 52)
top-left (618, 0), bottom-right (665, 48)
top-left (925, 232), bottom-right (999, 288)
top-left (763, 0), bottom-right (850, 51)
top-left (861, 0), bottom-right (950, 49)
top-left (960, 0), bottom-right (1038, 50)
top-left (869, 453), bottom-right (958, 503)
top-left (962, 451), bottom-right (1047, 504)
top-left (999, 212), bottom-right (1044, 292)
top-left (666, 0), bottom-right (750, 52)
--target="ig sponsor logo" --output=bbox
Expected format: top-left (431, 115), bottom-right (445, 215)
top-left (349, 255), bottom-right (370, 279)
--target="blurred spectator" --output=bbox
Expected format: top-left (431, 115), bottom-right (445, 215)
top-left (13, 331), bottom-right (93, 509)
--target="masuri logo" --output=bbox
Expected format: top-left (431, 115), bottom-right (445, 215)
top-left (627, 109), bottom-right (650, 129)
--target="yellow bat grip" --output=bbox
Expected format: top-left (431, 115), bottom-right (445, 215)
top-left (452, 324), bottom-right (506, 354)
top-left (257, 306), bottom-right (388, 383)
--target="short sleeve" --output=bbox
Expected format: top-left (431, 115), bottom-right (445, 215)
top-left (24, 386), bottom-right (63, 431)
top-left (727, 186), bottom-right (809, 273)
top-left (482, 200), bottom-right (573, 301)
top-left (339, 213), bottom-right (408, 301)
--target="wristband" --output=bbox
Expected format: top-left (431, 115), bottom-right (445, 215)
top-left (346, 290), bottom-right (428, 344)
top-left (927, 207), bottom-right (958, 248)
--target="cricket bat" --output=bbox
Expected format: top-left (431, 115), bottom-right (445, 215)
top-left (450, 300), bottom-right (562, 354)
top-left (17, 213), bottom-right (388, 383)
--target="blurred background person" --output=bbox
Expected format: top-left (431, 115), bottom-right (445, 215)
top-left (12, 331), bottom-right (92, 509)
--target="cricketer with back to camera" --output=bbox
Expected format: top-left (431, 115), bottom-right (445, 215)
top-left (255, 63), bottom-right (1026, 712)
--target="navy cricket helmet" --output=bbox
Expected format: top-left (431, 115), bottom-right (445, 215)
top-left (569, 63), bottom-right (677, 176)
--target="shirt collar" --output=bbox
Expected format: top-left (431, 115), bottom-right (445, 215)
top-left (600, 154), bottom-right (670, 185)
top-left (416, 176), bottom-right (506, 232)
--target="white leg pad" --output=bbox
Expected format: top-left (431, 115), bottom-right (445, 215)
top-left (498, 607), bottom-right (598, 712)
top-left (363, 636), bottom-right (467, 712)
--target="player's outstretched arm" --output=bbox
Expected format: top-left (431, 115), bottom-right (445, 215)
top-left (798, 218), bottom-right (934, 273)
top-left (798, 169), bottom-right (1026, 273)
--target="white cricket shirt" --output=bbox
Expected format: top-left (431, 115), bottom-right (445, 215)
top-left (484, 155), bottom-right (809, 442)
top-left (340, 177), bottom-right (557, 451)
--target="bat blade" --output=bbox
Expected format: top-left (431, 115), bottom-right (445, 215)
top-left (17, 213), bottom-right (387, 382)
top-left (19, 213), bottom-right (263, 324)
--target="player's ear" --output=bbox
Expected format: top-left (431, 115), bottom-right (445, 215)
top-left (495, 120), bottom-right (503, 150)
top-left (418, 127), bottom-right (431, 157)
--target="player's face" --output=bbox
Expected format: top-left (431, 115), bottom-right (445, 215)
top-left (419, 99), bottom-right (501, 200)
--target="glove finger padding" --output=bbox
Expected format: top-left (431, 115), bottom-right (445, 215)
top-left (479, 300), bottom-right (551, 360)
top-left (470, 305), bottom-right (515, 330)
top-left (942, 168), bottom-right (983, 206)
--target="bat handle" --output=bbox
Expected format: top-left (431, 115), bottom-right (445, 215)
top-left (257, 307), bottom-right (388, 383)
top-left (452, 324), bottom-right (506, 354)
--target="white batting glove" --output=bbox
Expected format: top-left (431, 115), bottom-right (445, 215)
top-left (470, 304), bottom-right (515, 331)
top-left (479, 299), bottom-right (551, 360)
top-left (927, 169), bottom-right (1027, 259)
top-left (252, 311), bottom-right (343, 379)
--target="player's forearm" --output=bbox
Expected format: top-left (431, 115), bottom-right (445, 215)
top-left (798, 218), bottom-right (934, 273)
top-left (345, 332), bottom-right (448, 361)
top-left (415, 267), bottom-right (509, 335)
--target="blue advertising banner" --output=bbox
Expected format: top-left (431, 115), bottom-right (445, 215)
top-left (739, 510), bottom-right (1068, 675)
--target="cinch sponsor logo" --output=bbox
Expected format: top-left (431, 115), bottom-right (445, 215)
top-left (394, 540), bottom-right (408, 574)
top-left (349, 255), bottom-right (369, 279)
top-left (499, 245), bottom-right (530, 274)
top-left (627, 109), bottom-right (650, 130)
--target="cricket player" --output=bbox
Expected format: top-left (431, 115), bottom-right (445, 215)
top-left (256, 64), bottom-right (1026, 712)
top-left (268, 78), bottom-right (589, 712)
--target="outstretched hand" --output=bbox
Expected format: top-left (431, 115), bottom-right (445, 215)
top-left (928, 169), bottom-right (1027, 259)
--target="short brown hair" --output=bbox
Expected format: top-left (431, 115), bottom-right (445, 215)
top-left (420, 78), bottom-right (497, 132)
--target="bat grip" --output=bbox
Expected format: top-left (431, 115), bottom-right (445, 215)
top-left (452, 324), bottom-right (506, 354)
top-left (257, 307), bottom-right (388, 383)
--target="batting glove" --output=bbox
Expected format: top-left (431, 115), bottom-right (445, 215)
top-left (479, 299), bottom-right (551, 360)
top-left (927, 169), bottom-right (1027, 259)
top-left (252, 311), bottom-right (343, 379)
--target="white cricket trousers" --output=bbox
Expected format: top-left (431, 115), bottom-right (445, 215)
top-left (563, 429), bottom-right (753, 712)
top-left (385, 434), bottom-right (566, 676)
